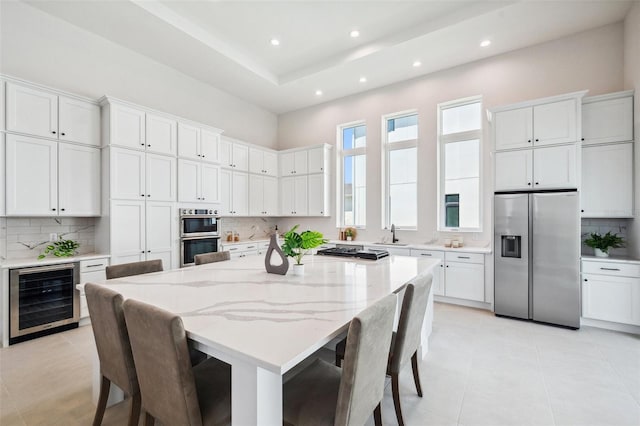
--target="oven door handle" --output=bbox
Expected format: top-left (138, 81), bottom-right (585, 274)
top-left (17, 263), bottom-right (76, 275)
top-left (180, 215), bottom-right (221, 220)
top-left (181, 236), bottom-right (222, 241)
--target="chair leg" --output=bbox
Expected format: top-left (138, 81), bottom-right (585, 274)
top-left (391, 373), bottom-right (405, 426)
top-left (128, 394), bottom-right (141, 426)
top-left (143, 412), bottom-right (155, 426)
top-left (92, 375), bottom-right (111, 426)
top-left (373, 403), bottom-right (382, 426)
top-left (335, 351), bottom-right (342, 367)
top-left (411, 351), bottom-right (423, 397)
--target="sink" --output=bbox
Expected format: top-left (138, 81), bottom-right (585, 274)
top-left (373, 242), bottom-right (409, 246)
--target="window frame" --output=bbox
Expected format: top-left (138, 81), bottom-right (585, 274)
top-left (381, 110), bottom-right (419, 231)
top-left (437, 95), bottom-right (483, 232)
top-left (336, 120), bottom-right (367, 229)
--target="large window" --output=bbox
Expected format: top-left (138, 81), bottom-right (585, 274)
top-left (438, 97), bottom-right (482, 231)
top-left (338, 123), bottom-right (366, 227)
top-left (383, 112), bottom-right (418, 229)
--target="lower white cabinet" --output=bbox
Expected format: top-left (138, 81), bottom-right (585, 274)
top-left (410, 250), bottom-right (445, 296)
top-left (220, 169), bottom-right (249, 216)
top-left (249, 175), bottom-right (278, 216)
top-left (145, 202), bottom-right (175, 268)
top-left (445, 261), bottom-right (485, 302)
top-left (221, 241), bottom-right (269, 258)
top-left (581, 142), bottom-right (633, 218)
top-left (78, 257), bottom-right (110, 320)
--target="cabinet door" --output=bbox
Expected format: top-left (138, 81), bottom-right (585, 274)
top-left (6, 134), bottom-right (58, 215)
top-left (0, 134), bottom-right (5, 216)
top-left (307, 174), bottom-right (327, 216)
top-left (582, 97), bottom-right (633, 145)
top-left (219, 138), bottom-right (232, 168)
top-left (220, 168), bottom-right (232, 215)
top-left (445, 261), bottom-right (484, 301)
top-left (178, 159), bottom-right (200, 203)
top-left (146, 154), bottom-right (176, 201)
top-left (494, 107), bottom-right (532, 151)
top-left (177, 122), bottom-right (200, 160)
top-left (232, 144), bottom-right (249, 171)
top-left (111, 200), bottom-right (146, 262)
top-left (581, 143), bottom-right (633, 218)
top-left (6, 82), bottom-right (58, 138)
top-left (263, 151), bottom-right (278, 176)
top-left (111, 148), bottom-right (146, 200)
top-left (294, 176), bottom-right (308, 215)
top-left (583, 274), bottom-right (640, 325)
top-left (533, 144), bottom-right (577, 190)
top-left (58, 143), bottom-right (100, 216)
top-left (294, 151), bottom-right (308, 174)
top-left (249, 149), bottom-right (264, 174)
top-left (146, 113), bottom-right (177, 156)
top-left (200, 129), bottom-right (220, 164)
top-left (280, 177), bottom-right (295, 215)
top-left (232, 172), bottom-right (249, 215)
top-left (146, 202), bottom-right (174, 270)
top-left (263, 177), bottom-right (278, 215)
top-left (307, 147), bottom-right (326, 173)
top-left (494, 150), bottom-right (533, 191)
top-left (249, 175), bottom-right (264, 215)
top-left (533, 99), bottom-right (577, 146)
top-left (111, 104), bottom-right (146, 150)
top-left (201, 163), bottom-right (220, 203)
top-left (280, 152), bottom-right (295, 176)
top-left (58, 96), bottom-right (100, 146)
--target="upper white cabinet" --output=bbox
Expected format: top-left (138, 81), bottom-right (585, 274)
top-left (111, 148), bottom-right (146, 200)
top-left (307, 173), bottom-right (329, 216)
top-left (280, 176), bottom-right (308, 216)
top-left (582, 91), bottom-right (634, 145)
top-left (532, 99), bottom-right (577, 146)
top-left (249, 175), bottom-right (278, 216)
top-left (494, 149), bottom-right (533, 191)
top-left (58, 143), bottom-right (100, 216)
top-left (146, 154), bottom-right (177, 201)
top-left (532, 144), bottom-right (577, 190)
top-left (220, 169), bottom-right (249, 215)
top-left (177, 122), bottom-right (200, 160)
top-left (494, 107), bottom-right (533, 150)
top-left (307, 147), bottom-right (328, 173)
top-left (220, 137), bottom-right (249, 170)
top-left (178, 159), bottom-right (220, 204)
top-left (109, 103), bottom-right (146, 150)
top-left (146, 113), bottom-right (177, 156)
top-left (110, 200), bottom-right (146, 265)
top-left (280, 150), bottom-right (308, 176)
top-left (6, 82), bottom-right (99, 146)
top-left (200, 129), bottom-right (221, 164)
top-left (581, 142), bottom-right (633, 218)
top-left (249, 148), bottom-right (278, 176)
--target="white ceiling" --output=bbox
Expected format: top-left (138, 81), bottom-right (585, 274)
top-left (25, 0), bottom-right (633, 114)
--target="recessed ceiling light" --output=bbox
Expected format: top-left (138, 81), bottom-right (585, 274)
top-left (480, 39), bottom-right (491, 47)
top-left (359, 77), bottom-right (367, 83)
top-left (413, 61), bottom-right (422, 67)
top-left (350, 30), bottom-right (360, 38)
top-left (270, 38), bottom-right (280, 46)
top-left (315, 90), bottom-right (323, 96)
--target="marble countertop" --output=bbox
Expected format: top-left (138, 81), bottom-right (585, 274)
top-left (328, 239), bottom-right (492, 254)
top-left (83, 254), bottom-right (439, 373)
top-left (581, 255), bottom-right (640, 264)
top-left (220, 239), bottom-right (270, 246)
top-left (1, 253), bottom-right (110, 269)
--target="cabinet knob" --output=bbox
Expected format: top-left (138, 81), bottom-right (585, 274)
top-left (147, 250), bottom-right (151, 253)
top-left (581, 209), bottom-right (584, 213)
top-left (202, 155), bottom-right (205, 158)
top-left (446, 265), bottom-right (449, 268)
top-left (581, 138), bottom-right (585, 141)
top-left (51, 131), bottom-right (56, 134)
top-left (527, 182), bottom-right (531, 186)
top-left (528, 139), bottom-right (531, 143)
top-left (61, 132), bottom-right (66, 136)
top-left (61, 208), bottom-right (65, 211)
top-left (141, 194), bottom-right (145, 197)
top-left (141, 251), bottom-right (145, 253)
top-left (535, 139), bottom-right (539, 142)
top-left (51, 208), bottom-right (56, 211)
top-left (147, 144), bottom-right (151, 147)
top-left (147, 194), bottom-right (150, 197)
top-left (535, 182), bottom-right (539, 185)
top-left (141, 143), bottom-right (145, 146)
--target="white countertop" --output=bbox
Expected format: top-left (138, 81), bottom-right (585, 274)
top-left (220, 239), bottom-right (270, 246)
top-left (581, 255), bottom-right (640, 264)
top-left (83, 254), bottom-right (439, 373)
top-left (328, 239), bottom-right (492, 254)
top-left (1, 253), bottom-right (110, 269)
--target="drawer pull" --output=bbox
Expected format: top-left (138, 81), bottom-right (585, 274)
top-left (420, 253), bottom-right (432, 256)
top-left (85, 264), bottom-right (103, 268)
top-left (228, 248), bottom-right (238, 251)
top-left (247, 246), bottom-right (255, 249)
top-left (458, 256), bottom-right (471, 259)
top-left (600, 267), bottom-right (620, 271)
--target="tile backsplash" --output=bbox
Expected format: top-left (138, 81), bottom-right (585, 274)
top-left (220, 217), bottom-right (279, 242)
top-left (2, 217), bottom-right (96, 260)
top-left (581, 218), bottom-right (630, 256)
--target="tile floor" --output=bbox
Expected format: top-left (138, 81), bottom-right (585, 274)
top-left (1, 303), bottom-right (639, 426)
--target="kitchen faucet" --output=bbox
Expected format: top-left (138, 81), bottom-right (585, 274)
top-left (391, 224), bottom-right (398, 243)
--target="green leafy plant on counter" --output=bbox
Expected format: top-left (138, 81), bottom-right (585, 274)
top-left (584, 232), bottom-right (625, 254)
top-left (281, 225), bottom-right (326, 265)
top-left (38, 239), bottom-right (80, 260)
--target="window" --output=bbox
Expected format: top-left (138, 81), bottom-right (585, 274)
top-left (338, 123), bottom-right (366, 227)
top-left (438, 97), bottom-right (482, 231)
top-left (383, 112), bottom-right (418, 229)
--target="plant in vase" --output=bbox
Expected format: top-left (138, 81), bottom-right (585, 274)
top-left (38, 238), bottom-right (80, 260)
top-left (281, 225), bottom-right (326, 275)
top-left (584, 232), bottom-right (625, 258)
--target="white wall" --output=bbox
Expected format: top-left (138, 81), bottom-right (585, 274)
top-left (0, 1), bottom-right (278, 148)
top-left (277, 23), bottom-right (625, 244)
top-left (624, 2), bottom-right (640, 257)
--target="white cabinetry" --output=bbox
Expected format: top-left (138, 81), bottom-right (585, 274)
top-left (280, 176), bottom-right (308, 216)
top-left (177, 123), bottom-right (220, 163)
top-left (145, 202), bottom-right (175, 268)
top-left (532, 144), bottom-right (577, 190)
top-left (146, 113), bottom-right (177, 156)
top-left (445, 252), bottom-right (485, 302)
top-left (307, 173), bottom-right (329, 216)
top-left (582, 92), bottom-right (633, 145)
top-left (280, 150), bottom-right (308, 176)
top-left (58, 143), bottom-right (101, 216)
top-left (249, 175), bottom-right (278, 216)
top-left (307, 147), bottom-right (328, 173)
top-left (200, 129), bottom-right (220, 163)
top-left (410, 250), bottom-right (445, 296)
top-left (58, 96), bottom-right (101, 146)
top-left (249, 148), bottom-right (278, 176)
top-left (112, 147), bottom-right (178, 203)
top-left (146, 154), bottom-right (177, 201)
top-left (178, 159), bottom-right (219, 203)
top-left (110, 103), bottom-right (146, 150)
top-left (494, 107), bottom-right (533, 151)
top-left (78, 258), bottom-right (110, 321)
top-left (220, 169), bottom-right (249, 216)
top-left (494, 150), bottom-right (533, 191)
top-left (220, 137), bottom-right (249, 171)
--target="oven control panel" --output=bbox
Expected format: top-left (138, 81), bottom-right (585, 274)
top-left (181, 209), bottom-right (218, 216)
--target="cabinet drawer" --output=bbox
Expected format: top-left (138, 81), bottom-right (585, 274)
top-left (80, 258), bottom-right (109, 273)
top-left (582, 261), bottom-right (640, 278)
top-left (410, 249), bottom-right (444, 260)
top-left (445, 252), bottom-right (484, 264)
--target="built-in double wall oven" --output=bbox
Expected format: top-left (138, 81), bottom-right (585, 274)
top-left (180, 208), bottom-right (220, 267)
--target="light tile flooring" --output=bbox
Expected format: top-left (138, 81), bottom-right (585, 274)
top-left (1, 303), bottom-right (639, 426)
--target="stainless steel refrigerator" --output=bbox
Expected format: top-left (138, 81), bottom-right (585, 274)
top-left (494, 191), bottom-right (580, 329)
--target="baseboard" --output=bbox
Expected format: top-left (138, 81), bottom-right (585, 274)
top-left (434, 295), bottom-right (492, 311)
top-left (581, 317), bottom-right (640, 334)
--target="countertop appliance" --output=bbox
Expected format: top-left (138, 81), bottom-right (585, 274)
top-left (180, 209), bottom-right (220, 267)
top-left (316, 246), bottom-right (390, 260)
top-left (494, 191), bottom-right (580, 329)
top-left (9, 263), bottom-right (80, 344)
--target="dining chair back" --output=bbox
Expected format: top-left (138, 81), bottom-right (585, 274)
top-left (194, 251), bottom-right (231, 265)
top-left (105, 259), bottom-right (163, 280)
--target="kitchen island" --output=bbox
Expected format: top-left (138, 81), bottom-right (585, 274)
top-left (84, 254), bottom-right (439, 426)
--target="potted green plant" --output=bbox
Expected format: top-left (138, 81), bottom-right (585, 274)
top-left (584, 232), bottom-right (625, 258)
top-left (281, 225), bottom-right (326, 275)
top-left (38, 238), bottom-right (80, 260)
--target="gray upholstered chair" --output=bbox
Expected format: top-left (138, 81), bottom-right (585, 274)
top-left (283, 293), bottom-right (397, 426)
top-left (194, 251), bottom-right (231, 265)
top-left (122, 298), bottom-right (231, 426)
top-left (105, 259), bottom-right (163, 280)
top-left (85, 283), bottom-right (140, 426)
top-left (335, 274), bottom-right (433, 426)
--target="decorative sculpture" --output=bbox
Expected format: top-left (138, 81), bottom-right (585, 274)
top-left (264, 234), bottom-right (289, 275)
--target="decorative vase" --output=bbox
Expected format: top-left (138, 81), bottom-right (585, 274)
top-left (594, 248), bottom-right (609, 258)
top-left (292, 264), bottom-right (305, 276)
top-left (264, 234), bottom-right (289, 275)
top-left (346, 236), bottom-right (352, 241)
